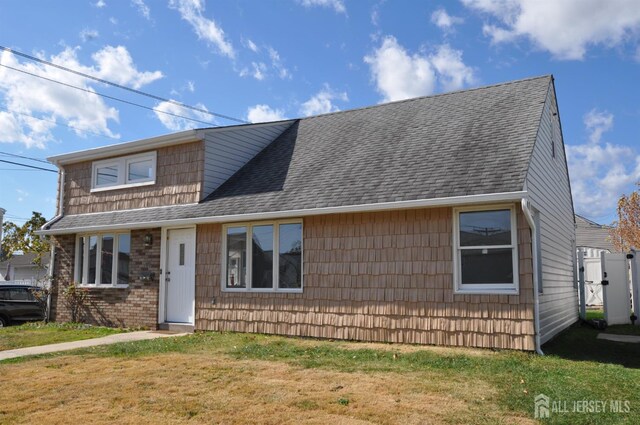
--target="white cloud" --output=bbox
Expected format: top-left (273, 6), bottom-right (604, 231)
top-left (187, 80), bottom-right (195, 92)
top-left (251, 62), bottom-right (266, 80)
top-left (300, 85), bottom-right (348, 117)
top-left (169, 0), bottom-right (235, 58)
top-left (364, 36), bottom-right (476, 102)
top-left (365, 37), bottom-right (434, 102)
top-left (429, 45), bottom-right (477, 92)
top-left (463, 0), bottom-right (640, 60)
top-left (153, 100), bottom-right (213, 131)
top-left (0, 111), bottom-right (55, 149)
top-left (431, 8), bottom-right (464, 31)
top-left (132, 0), bottom-right (151, 20)
top-left (239, 46), bottom-right (291, 81)
top-left (371, 8), bottom-right (380, 26)
top-left (0, 46), bottom-right (163, 148)
top-left (91, 46), bottom-right (163, 89)
top-left (567, 110), bottom-right (640, 220)
top-left (298, 0), bottom-right (346, 14)
top-left (79, 28), bottom-right (99, 42)
top-left (267, 47), bottom-right (291, 79)
top-left (95, 0), bottom-right (106, 8)
top-left (584, 109), bottom-right (613, 144)
top-left (244, 38), bottom-right (259, 53)
top-left (240, 62), bottom-right (267, 81)
top-left (247, 104), bottom-right (286, 123)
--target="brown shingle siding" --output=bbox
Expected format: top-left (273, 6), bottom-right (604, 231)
top-left (195, 206), bottom-right (535, 351)
top-left (64, 142), bottom-right (204, 214)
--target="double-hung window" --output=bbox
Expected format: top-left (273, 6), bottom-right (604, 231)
top-left (75, 233), bottom-right (131, 287)
top-left (453, 205), bottom-right (519, 294)
top-left (222, 220), bottom-right (303, 292)
top-left (91, 152), bottom-right (156, 191)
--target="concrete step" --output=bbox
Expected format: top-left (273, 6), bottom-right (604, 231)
top-left (158, 323), bottom-right (195, 333)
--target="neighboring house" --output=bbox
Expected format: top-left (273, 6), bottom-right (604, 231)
top-left (38, 75), bottom-right (577, 352)
top-left (575, 214), bottom-right (616, 305)
top-left (0, 252), bottom-right (50, 283)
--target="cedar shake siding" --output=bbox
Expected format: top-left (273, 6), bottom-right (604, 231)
top-left (195, 207), bottom-right (536, 351)
top-left (50, 228), bottom-right (161, 328)
top-left (64, 141), bottom-right (204, 214)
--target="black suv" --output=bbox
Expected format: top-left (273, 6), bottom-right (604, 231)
top-left (0, 285), bottom-right (46, 327)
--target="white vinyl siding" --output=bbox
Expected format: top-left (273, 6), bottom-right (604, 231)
top-left (202, 121), bottom-right (294, 198)
top-left (525, 84), bottom-right (577, 343)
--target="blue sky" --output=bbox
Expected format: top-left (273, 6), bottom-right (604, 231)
top-left (0, 0), bottom-right (639, 227)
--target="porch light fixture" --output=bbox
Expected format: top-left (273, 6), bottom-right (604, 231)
top-left (144, 233), bottom-right (153, 247)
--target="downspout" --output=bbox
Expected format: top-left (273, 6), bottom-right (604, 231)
top-left (521, 198), bottom-right (544, 355)
top-left (44, 164), bottom-right (65, 322)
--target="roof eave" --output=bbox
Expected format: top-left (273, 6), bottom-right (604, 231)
top-left (37, 190), bottom-right (528, 235)
top-left (47, 120), bottom-right (298, 166)
top-left (47, 129), bottom-right (203, 166)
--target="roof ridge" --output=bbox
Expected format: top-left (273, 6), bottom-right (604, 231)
top-left (298, 74), bottom-right (553, 121)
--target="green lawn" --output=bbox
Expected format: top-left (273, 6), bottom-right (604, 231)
top-left (585, 309), bottom-right (604, 320)
top-left (0, 322), bottom-right (126, 351)
top-left (583, 308), bottom-right (640, 336)
top-left (1, 324), bottom-right (638, 424)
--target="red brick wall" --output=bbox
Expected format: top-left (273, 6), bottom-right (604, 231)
top-left (195, 206), bottom-right (535, 350)
top-left (50, 228), bottom-right (161, 328)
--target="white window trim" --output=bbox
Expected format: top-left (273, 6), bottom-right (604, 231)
top-left (221, 219), bottom-right (303, 293)
top-left (452, 204), bottom-right (519, 295)
top-left (75, 232), bottom-right (131, 288)
top-left (91, 151), bottom-right (157, 192)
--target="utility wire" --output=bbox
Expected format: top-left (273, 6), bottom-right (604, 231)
top-left (0, 159), bottom-right (56, 173)
top-left (0, 168), bottom-right (46, 171)
top-left (0, 63), bottom-right (218, 127)
top-left (0, 45), bottom-right (247, 124)
top-left (0, 150), bottom-right (49, 164)
top-left (5, 214), bottom-right (30, 220)
top-left (0, 106), bottom-right (121, 141)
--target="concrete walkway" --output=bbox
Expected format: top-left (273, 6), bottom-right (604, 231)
top-left (597, 333), bottom-right (640, 343)
top-left (0, 330), bottom-right (189, 361)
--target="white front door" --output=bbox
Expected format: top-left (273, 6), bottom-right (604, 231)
top-left (165, 228), bottom-right (196, 324)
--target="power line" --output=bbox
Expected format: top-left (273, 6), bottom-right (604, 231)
top-left (0, 168), bottom-right (47, 171)
top-left (0, 45), bottom-right (247, 124)
top-left (0, 63), bottom-right (219, 127)
top-left (0, 159), bottom-right (56, 173)
top-left (0, 150), bottom-right (49, 164)
top-left (5, 214), bottom-right (30, 220)
top-left (0, 106), bottom-right (121, 141)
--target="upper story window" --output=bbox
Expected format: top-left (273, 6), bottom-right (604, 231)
top-left (453, 205), bottom-right (519, 294)
top-left (91, 151), bottom-right (157, 191)
top-left (222, 220), bottom-right (303, 292)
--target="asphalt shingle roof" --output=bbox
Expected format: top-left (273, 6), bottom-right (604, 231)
top-left (575, 215), bottom-right (616, 251)
top-left (47, 75), bottom-right (552, 231)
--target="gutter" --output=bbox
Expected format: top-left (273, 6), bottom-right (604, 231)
top-left (44, 165), bottom-right (65, 322)
top-left (521, 198), bottom-right (544, 355)
top-left (36, 190), bottom-right (528, 235)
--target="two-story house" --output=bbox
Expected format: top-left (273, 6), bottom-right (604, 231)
top-left (39, 76), bottom-right (577, 352)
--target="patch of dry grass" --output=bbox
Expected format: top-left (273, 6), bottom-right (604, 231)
top-left (0, 352), bottom-right (533, 425)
